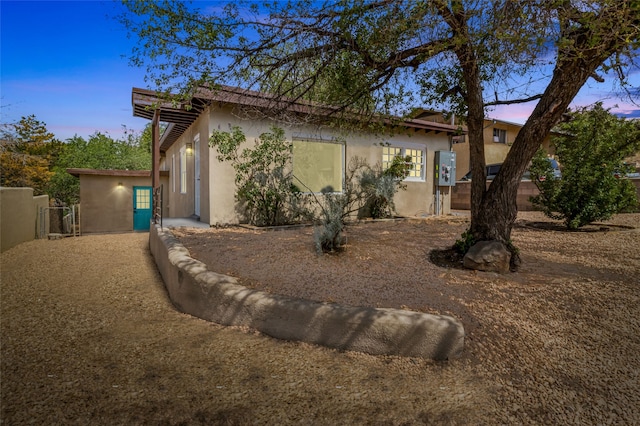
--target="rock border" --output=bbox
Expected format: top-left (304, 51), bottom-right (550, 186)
top-left (149, 224), bottom-right (465, 360)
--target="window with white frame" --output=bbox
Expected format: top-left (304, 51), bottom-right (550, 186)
top-left (382, 145), bottom-right (425, 181)
top-left (180, 146), bottom-right (187, 194)
top-left (292, 139), bottom-right (344, 193)
top-left (172, 154), bottom-right (176, 192)
top-left (493, 128), bottom-right (507, 144)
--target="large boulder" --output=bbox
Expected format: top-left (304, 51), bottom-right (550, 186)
top-left (463, 240), bottom-right (511, 273)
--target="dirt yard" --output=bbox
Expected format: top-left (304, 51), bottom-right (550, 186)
top-left (2, 212), bottom-right (639, 424)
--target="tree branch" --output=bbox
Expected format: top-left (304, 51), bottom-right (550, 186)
top-left (485, 94), bottom-right (544, 107)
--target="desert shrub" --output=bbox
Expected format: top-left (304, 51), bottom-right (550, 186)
top-left (359, 154), bottom-right (411, 219)
top-left (310, 155), bottom-right (409, 253)
top-left (209, 126), bottom-right (312, 226)
top-left (529, 104), bottom-right (640, 229)
top-left (313, 191), bottom-right (347, 252)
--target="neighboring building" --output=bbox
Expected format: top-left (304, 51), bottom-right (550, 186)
top-left (131, 85), bottom-right (466, 225)
top-left (413, 110), bottom-right (556, 178)
top-left (67, 169), bottom-right (169, 234)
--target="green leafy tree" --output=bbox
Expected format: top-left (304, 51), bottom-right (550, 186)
top-left (0, 115), bottom-right (62, 195)
top-left (529, 104), bottom-right (640, 229)
top-left (49, 131), bottom-right (152, 205)
top-left (120, 1), bottom-right (640, 267)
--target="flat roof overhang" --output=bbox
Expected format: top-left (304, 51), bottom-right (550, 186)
top-left (67, 168), bottom-right (169, 178)
top-left (131, 85), bottom-right (467, 152)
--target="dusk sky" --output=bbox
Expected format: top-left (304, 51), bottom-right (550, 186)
top-left (1, 0), bottom-right (639, 142)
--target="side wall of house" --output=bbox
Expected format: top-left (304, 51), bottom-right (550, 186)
top-left (162, 112), bottom-right (211, 221)
top-left (201, 107), bottom-right (454, 224)
top-left (343, 130), bottom-right (452, 217)
top-left (454, 120), bottom-right (556, 179)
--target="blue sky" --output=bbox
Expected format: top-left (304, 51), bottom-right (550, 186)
top-left (1, 0), bottom-right (639, 142)
top-left (1, 0), bottom-right (148, 140)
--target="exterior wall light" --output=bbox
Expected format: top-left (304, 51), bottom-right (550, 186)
top-left (186, 142), bottom-right (193, 156)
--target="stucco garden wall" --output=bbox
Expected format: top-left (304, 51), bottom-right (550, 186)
top-left (149, 224), bottom-right (465, 360)
top-left (0, 187), bottom-right (49, 252)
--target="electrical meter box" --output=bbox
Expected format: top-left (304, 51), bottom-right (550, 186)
top-left (435, 151), bottom-right (456, 186)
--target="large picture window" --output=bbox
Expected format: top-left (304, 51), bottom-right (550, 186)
top-left (382, 146), bottom-right (425, 181)
top-left (293, 140), bottom-right (344, 193)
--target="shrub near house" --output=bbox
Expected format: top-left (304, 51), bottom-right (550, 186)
top-left (210, 125), bottom-right (410, 252)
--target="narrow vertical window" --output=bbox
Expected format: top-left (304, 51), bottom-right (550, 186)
top-left (172, 154), bottom-right (176, 193)
top-left (493, 128), bottom-right (506, 144)
top-left (180, 146), bottom-right (187, 194)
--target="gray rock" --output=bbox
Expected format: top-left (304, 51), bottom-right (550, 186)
top-left (463, 240), bottom-right (511, 273)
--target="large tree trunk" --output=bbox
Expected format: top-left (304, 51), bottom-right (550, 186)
top-left (470, 62), bottom-right (602, 258)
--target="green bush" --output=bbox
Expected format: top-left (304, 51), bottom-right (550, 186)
top-left (453, 229), bottom-right (475, 255)
top-left (529, 104), bottom-right (640, 229)
top-left (209, 126), bottom-right (312, 226)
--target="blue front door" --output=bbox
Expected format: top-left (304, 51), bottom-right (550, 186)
top-left (133, 186), bottom-right (153, 231)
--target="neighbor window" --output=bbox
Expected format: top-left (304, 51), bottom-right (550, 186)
top-left (382, 146), bottom-right (425, 181)
top-left (180, 146), bottom-right (187, 194)
top-left (293, 139), bottom-right (344, 193)
top-left (493, 128), bottom-right (507, 144)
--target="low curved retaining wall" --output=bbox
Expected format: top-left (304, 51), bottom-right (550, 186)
top-left (149, 224), bottom-right (465, 360)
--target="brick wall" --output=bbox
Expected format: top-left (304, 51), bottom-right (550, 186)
top-left (452, 178), bottom-right (640, 211)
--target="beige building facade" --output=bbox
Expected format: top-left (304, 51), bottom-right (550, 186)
top-left (67, 169), bottom-right (169, 234)
top-left (133, 86), bottom-right (465, 225)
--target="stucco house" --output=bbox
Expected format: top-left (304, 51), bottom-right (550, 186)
top-left (66, 169), bottom-right (169, 234)
top-left (132, 85), bottom-right (466, 226)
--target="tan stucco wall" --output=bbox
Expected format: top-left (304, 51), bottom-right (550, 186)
top-left (0, 187), bottom-right (49, 252)
top-left (78, 175), bottom-right (168, 233)
top-left (149, 224), bottom-right (465, 360)
top-left (163, 104), bottom-right (457, 225)
top-left (162, 113), bottom-right (211, 221)
top-left (451, 180), bottom-right (540, 211)
top-left (452, 178), bottom-right (640, 212)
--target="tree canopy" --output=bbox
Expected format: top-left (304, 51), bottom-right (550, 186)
top-left (0, 115), bottom-right (152, 205)
top-left (49, 129), bottom-right (152, 205)
top-left (120, 0), bottom-right (640, 268)
top-left (530, 103), bottom-right (640, 229)
top-left (0, 115), bottom-right (62, 195)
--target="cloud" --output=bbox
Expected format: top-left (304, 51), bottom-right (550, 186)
top-left (615, 109), bottom-right (640, 119)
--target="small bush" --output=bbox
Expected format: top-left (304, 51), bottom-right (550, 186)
top-left (311, 156), bottom-right (409, 253)
top-left (453, 229), bottom-right (475, 255)
top-left (209, 126), bottom-right (312, 226)
top-left (313, 192), bottom-right (346, 253)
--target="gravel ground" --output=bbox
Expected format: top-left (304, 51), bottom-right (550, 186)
top-left (2, 212), bottom-right (639, 424)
